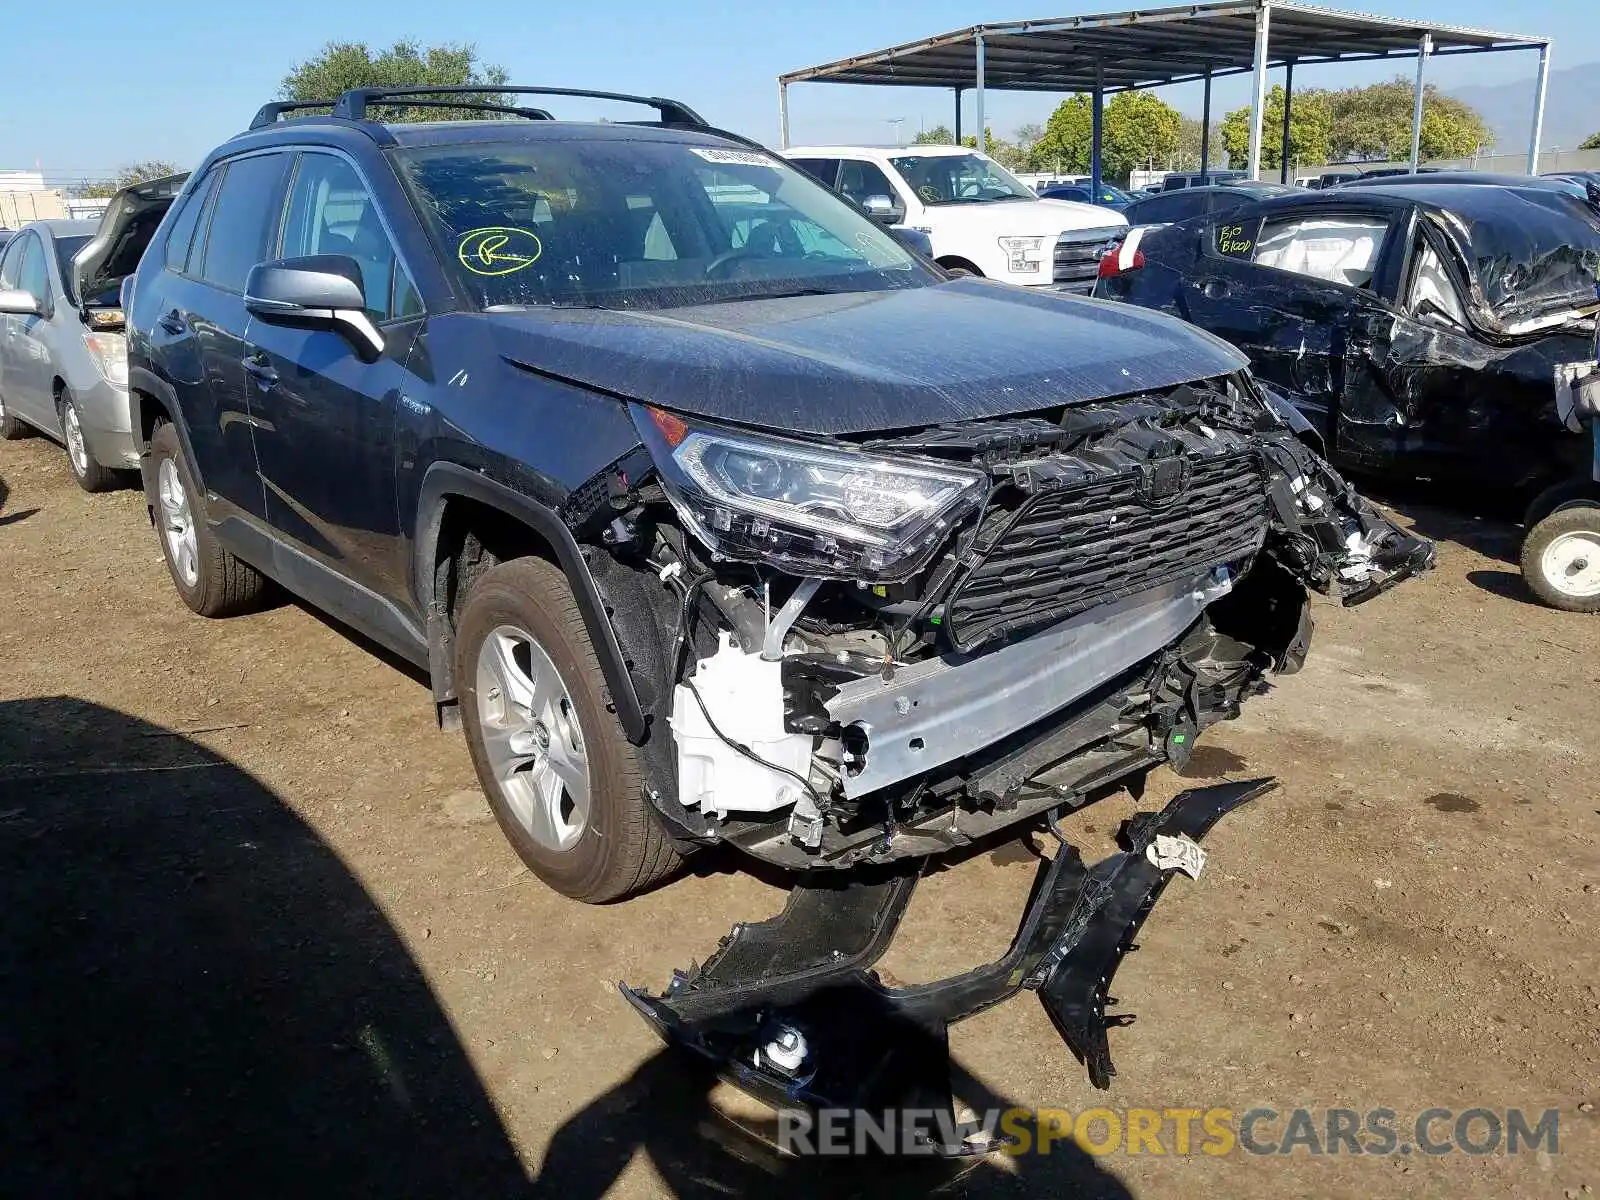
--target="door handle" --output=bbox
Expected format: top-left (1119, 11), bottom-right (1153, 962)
top-left (241, 352), bottom-right (279, 389)
top-left (158, 310), bottom-right (186, 335)
top-left (1201, 278), bottom-right (1230, 299)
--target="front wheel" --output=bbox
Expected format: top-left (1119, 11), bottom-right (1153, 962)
top-left (60, 391), bottom-right (118, 493)
top-left (1521, 502), bottom-right (1600, 612)
top-left (454, 556), bottom-right (681, 903)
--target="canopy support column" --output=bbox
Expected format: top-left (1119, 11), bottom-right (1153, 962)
top-left (778, 82), bottom-right (790, 148)
top-left (1527, 42), bottom-right (1550, 172)
top-left (1200, 69), bottom-right (1213, 182)
top-left (1091, 63), bottom-right (1104, 197)
top-left (1246, 1), bottom-right (1272, 181)
top-left (1279, 59), bottom-right (1295, 184)
top-left (954, 86), bottom-right (963, 143)
top-left (975, 34), bottom-right (986, 153)
top-left (1408, 33), bottom-right (1432, 172)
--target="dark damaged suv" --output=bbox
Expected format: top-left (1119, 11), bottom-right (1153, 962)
top-left (114, 86), bottom-right (1430, 1110)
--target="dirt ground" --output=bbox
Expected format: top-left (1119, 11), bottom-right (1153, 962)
top-left (1, 432), bottom-right (1596, 1198)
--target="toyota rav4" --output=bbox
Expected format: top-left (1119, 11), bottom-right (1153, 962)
top-left (113, 85), bottom-right (1431, 1113)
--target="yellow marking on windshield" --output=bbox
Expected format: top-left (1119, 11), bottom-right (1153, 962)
top-left (458, 226), bottom-right (543, 276)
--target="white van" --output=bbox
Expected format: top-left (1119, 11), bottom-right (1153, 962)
top-left (784, 144), bottom-right (1125, 288)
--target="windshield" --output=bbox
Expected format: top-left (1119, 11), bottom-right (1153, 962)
top-left (396, 139), bottom-right (929, 310)
top-left (887, 152), bottom-right (1035, 205)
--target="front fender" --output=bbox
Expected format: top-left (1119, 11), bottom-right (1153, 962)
top-left (413, 462), bottom-right (649, 744)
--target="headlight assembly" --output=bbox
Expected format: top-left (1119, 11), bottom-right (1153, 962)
top-left (632, 404), bottom-right (986, 581)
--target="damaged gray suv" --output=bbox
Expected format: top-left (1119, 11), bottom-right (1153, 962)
top-left (121, 86), bottom-right (1432, 1118)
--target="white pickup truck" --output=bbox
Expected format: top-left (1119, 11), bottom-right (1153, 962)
top-left (784, 143), bottom-right (1127, 292)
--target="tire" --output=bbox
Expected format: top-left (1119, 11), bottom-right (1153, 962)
top-left (148, 420), bottom-right (267, 617)
top-left (455, 556), bottom-right (681, 903)
top-left (1523, 478), bottom-right (1600, 532)
top-left (1520, 502), bottom-right (1600, 613)
top-left (59, 391), bottom-right (118, 493)
top-left (0, 390), bottom-right (27, 440)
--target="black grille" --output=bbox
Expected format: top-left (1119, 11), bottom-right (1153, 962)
top-left (944, 450), bottom-right (1269, 651)
top-left (1053, 229), bottom-right (1123, 292)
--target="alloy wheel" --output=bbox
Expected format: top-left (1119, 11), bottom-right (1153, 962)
top-left (157, 458), bottom-right (199, 588)
top-left (63, 403), bottom-right (89, 478)
top-left (475, 624), bottom-right (591, 852)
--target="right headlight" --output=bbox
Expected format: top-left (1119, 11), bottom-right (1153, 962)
top-left (632, 404), bottom-right (986, 581)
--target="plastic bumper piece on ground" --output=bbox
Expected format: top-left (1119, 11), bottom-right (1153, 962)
top-left (622, 777), bottom-right (1276, 1151)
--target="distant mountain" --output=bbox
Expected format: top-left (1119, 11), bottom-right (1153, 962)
top-left (1449, 64), bottom-right (1599, 151)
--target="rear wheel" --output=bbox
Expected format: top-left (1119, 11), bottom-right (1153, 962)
top-left (1523, 478), bottom-right (1600, 532)
top-left (0, 391), bottom-right (27, 440)
top-left (59, 391), bottom-right (118, 493)
top-left (1521, 502), bottom-right (1600, 613)
top-left (454, 556), bottom-right (681, 903)
top-left (149, 421), bottom-right (267, 617)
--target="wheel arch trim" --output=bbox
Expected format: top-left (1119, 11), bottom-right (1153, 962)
top-left (414, 462), bottom-right (649, 745)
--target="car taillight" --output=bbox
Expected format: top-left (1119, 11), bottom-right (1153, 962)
top-left (1098, 246), bottom-right (1145, 278)
top-left (1097, 226), bottom-right (1148, 279)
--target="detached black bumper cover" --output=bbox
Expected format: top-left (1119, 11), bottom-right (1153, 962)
top-left (622, 779), bottom-right (1275, 1143)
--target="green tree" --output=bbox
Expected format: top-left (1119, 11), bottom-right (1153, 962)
top-left (913, 125), bottom-right (955, 145)
top-left (279, 39), bottom-right (509, 122)
top-left (1326, 79), bottom-right (1486, 161)
top-left (1220, 85), bottom-right (1332, 172)
top-left (1030, 94), bottom-right (1092, 173)
top-left (76, 160), bottom-right (183, 199)
top-left (1582, 131), bottom-right (1600, 151)
top-left (1100, 91), bottom-right (1182, 181)
top-left (1176, 116), bottom-right (1228, 173)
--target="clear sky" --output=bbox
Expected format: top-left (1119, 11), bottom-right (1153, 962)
top-left (0, 0), bottom-right (1586, 184)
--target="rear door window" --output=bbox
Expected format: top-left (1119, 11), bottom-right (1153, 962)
top-left (1250, 213), bottom-right (1392, 289)
top-left (196, 153), bottom-right (291, 293)
top-left (789, 158), bottom-right (841, 188)
top-left (164, 171), bottom-right (217, 273)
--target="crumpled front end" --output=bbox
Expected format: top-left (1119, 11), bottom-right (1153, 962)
top-left (576, 372), bottom-right (1431, 872)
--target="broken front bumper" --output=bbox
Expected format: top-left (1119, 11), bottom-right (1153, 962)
top-left (624, 778), bottom-right (1275, 1152)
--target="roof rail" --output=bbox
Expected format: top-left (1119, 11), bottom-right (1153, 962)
top-left (249, 99), bottom-right (337, 131)
top-left (329, 85), bottom-right (708, 127)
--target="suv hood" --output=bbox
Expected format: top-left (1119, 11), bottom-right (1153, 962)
top-left (926, 197), bottom-right (1127, 235)
top-left (72, 172), bottom-right (189, 307)
top-left (487, 277), bottom-right (1246, 436)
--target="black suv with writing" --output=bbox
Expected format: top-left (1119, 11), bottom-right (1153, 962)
top-left (112, 86), bottom-right (1430, 908)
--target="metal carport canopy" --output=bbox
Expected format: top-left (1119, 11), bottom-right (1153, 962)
top-left (777, 2), bottom-right (1551, 185)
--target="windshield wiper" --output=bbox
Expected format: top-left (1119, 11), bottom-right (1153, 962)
top-left (702, 287), bottom-right (839, 303)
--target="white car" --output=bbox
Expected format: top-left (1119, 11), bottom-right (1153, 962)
top-left (784, 144), bottom-right (1126, 290)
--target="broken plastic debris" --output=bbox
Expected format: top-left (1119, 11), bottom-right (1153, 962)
top-left (1145, 832), bottom-right (1208, 879)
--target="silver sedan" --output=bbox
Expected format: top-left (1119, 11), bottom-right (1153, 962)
top-left (0, 219), bottom-right (136, 491)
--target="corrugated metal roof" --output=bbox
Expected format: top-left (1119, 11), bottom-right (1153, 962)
top-left (780, 2), bottom-right (1547, 94)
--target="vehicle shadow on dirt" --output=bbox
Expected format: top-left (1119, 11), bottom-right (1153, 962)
top-left (536, 1015), bottom-right (1133, 1199)
top-left (0, 472), bottom-right (39, 526)
top-left (0, 696), bottom-right (529, 1196)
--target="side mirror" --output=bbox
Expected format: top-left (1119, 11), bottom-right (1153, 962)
top-left (244, 255), bottom-right (384, 362)
top-left (861, 194), bottom-right (903, 225)
top-left (0, 289), bottom-right (41, 317)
